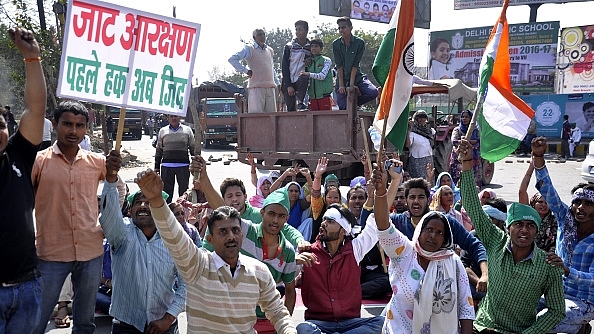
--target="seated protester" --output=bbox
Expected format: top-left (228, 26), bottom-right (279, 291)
top-left (371, 162), bottom-right (474, 333)
top-left (177, 179), bottom-right (210, 238)
top-left (387, 177), bottom-right (488, 290)
top-left (193, 155), bottom-right (306, 249)
top-left (478, 188), bottom-right (496, 206)
top-left (169, 202), bottom-right (201, 247)
top-left (135, 170), bottom-right (297, 333)
top-left (392, 186), bottom-right (407, 214)
top-left (457, 138), bottom-right (565, 334)
top-left (531, 137), bottom-right (594, 333)
top-left (430, 171), bottom-right (461, 203)
top-left (323, 173), bottom-right (347, 204)
top-left (203, 189), bottom-right (299, 334)
top-left (519, 162), bottom-right (558, 253)
top-left (460, 198), bottom-right (507, 305)
top-left (309, 158), bottom-right (348, 242)
top-left (285, 179), bottom-right (312, 235)
top-left (99, 152), bottom-right (186, 334)
top-left (429, 185), bottom-right (471, 231)
top-left (296, 204), bottom-right (384, 333)
top-left (347, 184), bottom-right (367, 229)
top-left (249, 175), bottom-right (273, 209)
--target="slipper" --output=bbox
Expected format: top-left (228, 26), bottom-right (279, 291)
top-left (54, 304), bottom-right (71, 328)
top-left (54, 314), bottom-right (70, 328)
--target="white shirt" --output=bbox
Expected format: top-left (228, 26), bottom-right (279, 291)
top-left (409, 131), bottom-right (435, 158)
top-left (212, 251), bottom-right (245, 280)
top-left (428, 61), bottom-right (453, 80)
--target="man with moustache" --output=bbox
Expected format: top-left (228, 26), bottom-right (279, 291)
top-left (458, 138), bottom-right (565, 334)
top-left (98, 150), bottom-right (185, 333)
top-left (389, 177), bottom-right (489, 295)
top-left (134, 169), bottom-right (297, 333)
top-left (202, 188), bottom-right (299, 333)
top-left (296, 204), bottom-right (384, 334)
top-left (531, 136), bottom-right (594, 334)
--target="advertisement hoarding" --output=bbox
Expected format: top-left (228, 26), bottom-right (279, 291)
top-left (557, 25), bottom-right (594, 94)
top-left (428, 21), bottom-right (559, 93)
top-left (57, 0), bottom-right (201, 116)
top-left (521, 93), bottom-right (594, 138)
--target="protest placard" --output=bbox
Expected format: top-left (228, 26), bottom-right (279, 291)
top-left (57, 0), bottom-right (201, 117)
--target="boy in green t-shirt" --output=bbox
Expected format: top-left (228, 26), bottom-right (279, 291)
top-left (300, 38), bottom-right (333, 111)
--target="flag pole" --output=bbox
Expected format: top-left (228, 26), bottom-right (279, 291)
top-left (377, 112), bottom-right (389, 166)
top-left (360, 118), bottom-right (374, 173)
top-left (459, 94), bottom-right (485, 160)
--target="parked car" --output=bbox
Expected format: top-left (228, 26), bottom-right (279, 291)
top-left (581, 139), bottom-right (594, 182)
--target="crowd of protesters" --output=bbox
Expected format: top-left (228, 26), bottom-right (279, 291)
top-left (3, 23), bottom-right (594, 334)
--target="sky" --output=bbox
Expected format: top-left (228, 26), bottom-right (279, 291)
top-left (98, 0), bottom-right (594, 85)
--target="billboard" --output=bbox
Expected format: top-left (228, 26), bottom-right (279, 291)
top-left (57, 0), bottom-right (201, 116)
top-left (557, 25), bottom-right (594, 94)
top-left (428, 21), bottom-right (559, 93)
top-left (454, 0), bottom-right (588, 10)
top-left (319, 0), bottom-right (430, 29)
top-left (521, 93), bottom-right (594, 138)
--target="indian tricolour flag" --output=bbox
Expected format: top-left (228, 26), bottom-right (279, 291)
top-left (477, 0), bottom-right (535, 162)
top-left (371, 0), bottom-right (414, 152)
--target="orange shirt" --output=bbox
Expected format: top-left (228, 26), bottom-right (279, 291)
top-left (32, 144), bottom-right (106, 262)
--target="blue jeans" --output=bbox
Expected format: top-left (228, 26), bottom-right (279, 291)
top-left (112, 319), bottom-right (179, 334)
top-left (0, 276), bottom-right (42, 334)
top-left (334, 76), bottom-right (379, 110)
top-left (296, 316), bottom-right (385, 334)
top-left (34, 256), bottom-right (103, 334)
top-left (537, 296), bottom-right (594, 333)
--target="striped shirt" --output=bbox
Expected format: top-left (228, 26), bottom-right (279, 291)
top-left (150, 203), bottom-right (297, 334)
top-left (203, 219), bottom-right (299, 318)
top-left (99, 181), bottom-right (186, 332)
top-left (535, 166), bottom-right (594, 304)
top-left (155, 124), bottom-right (195, 170)
top-left (460, 170), bottom-right (565, 334)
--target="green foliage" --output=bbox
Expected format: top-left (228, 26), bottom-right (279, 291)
top-left (0, 0), bottom-right (63, 116)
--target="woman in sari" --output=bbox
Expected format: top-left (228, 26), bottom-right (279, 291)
top-left (371, 162), bottom-right (474, 334)
top-left (249, 175), bottom-right (273, 208)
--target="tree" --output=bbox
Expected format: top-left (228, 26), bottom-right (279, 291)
top-left (0, 0), bottom-right (62, 116)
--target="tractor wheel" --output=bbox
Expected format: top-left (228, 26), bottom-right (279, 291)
top-left (481, 159), bottom-right (495, 185)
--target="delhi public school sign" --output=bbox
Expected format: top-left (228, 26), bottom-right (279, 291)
top-left (56, 0), bottom-right (201, 117)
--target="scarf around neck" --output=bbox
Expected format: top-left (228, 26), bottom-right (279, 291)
top-left (411, 212), bottom-right (460, 334)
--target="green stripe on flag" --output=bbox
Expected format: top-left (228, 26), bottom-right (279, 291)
top-left (386, 104), bottom-right (409, 152)
top-left (478, 56), bottom-right (494, 97)
top-left (478, 111), bottom-right (521, 162)
top-left (372, 28), bottom-right (395, 86)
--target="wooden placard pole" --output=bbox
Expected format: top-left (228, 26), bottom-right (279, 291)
top-left (111, 107), bottom-right (126, 175)
top-left (360, 117), bottom-right (388, 273)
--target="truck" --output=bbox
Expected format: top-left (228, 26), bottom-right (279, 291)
top-left (200, 97), bottom-right (239, 148)
top-left (236, 79), bottom-right (494, 184)
top-left (107, 106), bottom-right (147, 140)
top-left (183, 80), bottom-right (244, 148)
